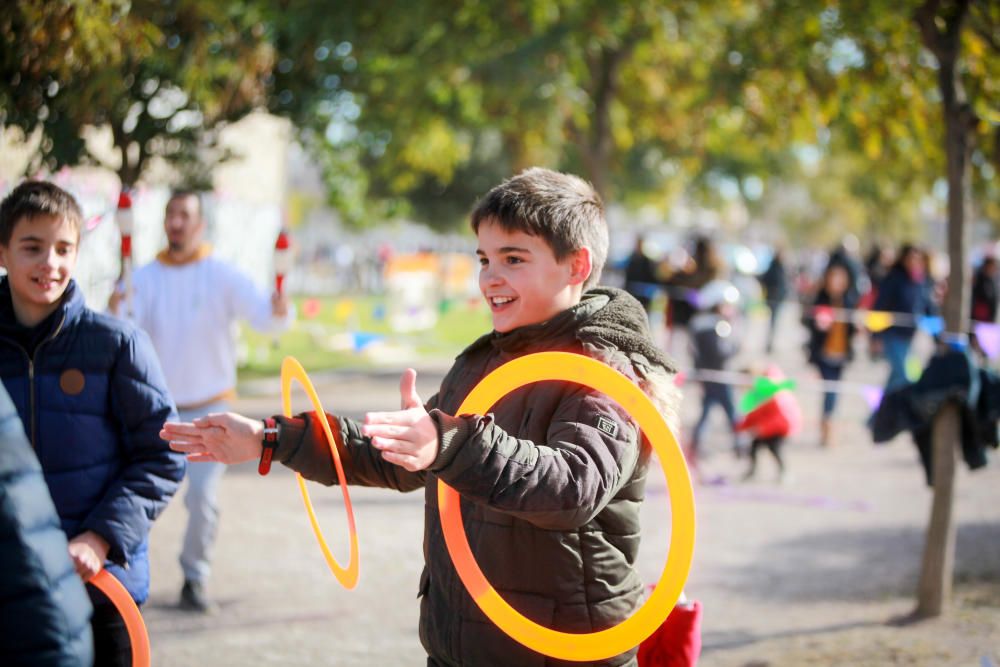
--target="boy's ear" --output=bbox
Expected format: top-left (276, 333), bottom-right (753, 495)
top-left (0, 245), bottom-right (7, 270)
top-left (568, 247), bottom-right (592, 286)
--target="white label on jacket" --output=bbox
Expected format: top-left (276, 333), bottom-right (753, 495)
top-left (596, 416), bottom-right (619, 438)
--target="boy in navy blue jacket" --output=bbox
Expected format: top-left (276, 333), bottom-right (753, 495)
top-left (0, 181), bottom-right (185, 666)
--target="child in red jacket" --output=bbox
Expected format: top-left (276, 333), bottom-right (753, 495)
top-left (736, 365), bottom-right (801, 482)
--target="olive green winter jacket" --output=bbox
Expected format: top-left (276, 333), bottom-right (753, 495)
top-left (271, 287), bottom-right (679, 666)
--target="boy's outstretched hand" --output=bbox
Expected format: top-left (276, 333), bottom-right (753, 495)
top-left (362, 368), bottom-right (438, 472)
top-left (162, 412), bottom-right (264, 465)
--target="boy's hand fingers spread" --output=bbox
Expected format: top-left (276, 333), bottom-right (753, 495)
top-left (161, 422), bottom-right (201, 437)
top-left (168, 439), bottom-right (206, 454)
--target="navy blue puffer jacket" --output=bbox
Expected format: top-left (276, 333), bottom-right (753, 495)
top-left (0, 379), bottom-right (93, 666)
top-left (0, 278), bottom-right (185, 603)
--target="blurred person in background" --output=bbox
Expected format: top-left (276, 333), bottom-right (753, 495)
top-left (861, 243), bottom-right (895, 309)
top-left (971, 255), bottom-right (997, 324)
top-left (687, 279), bottom-right (743, 473)
top-left (623, 233), bottom-right (658, 315)
top-left (803, 263), bottom-right (859, 447)
top-left (757, 244), bottom-right (790, 355)
top-left (110, 189), bottom-right (294, 613)
top-left (661, 235), bottom-right (724, 359)
top-left (826, 234), bottom-right (866, 306)
top-left (871, 243), bottom-right (938, 392)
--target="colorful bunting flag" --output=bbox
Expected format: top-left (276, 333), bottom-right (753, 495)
top-left (864, 311), bottom-right (894, 333)
top-left (974, 322), bottom-right (1000, 359)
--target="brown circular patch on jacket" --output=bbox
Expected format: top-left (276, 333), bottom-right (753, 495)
top-left (59, 369), bottom-right (86, 396)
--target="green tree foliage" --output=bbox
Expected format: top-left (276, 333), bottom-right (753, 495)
top-left (1, 0), bottom-right (275, 187)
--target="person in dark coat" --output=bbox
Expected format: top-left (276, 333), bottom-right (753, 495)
top-left (871, 244), bottom-right (937, 392)
top-left (757, 246), bottom-right (790, 354)
top-left (0, 181), bottom-right (186, 667)
top-left (661, 235), bottom-right (723, 357)
top-left (0, 381), bottom-right (93, 667)
top-left (971, 256), bottom-right (998, 324)
top-left (623, 234), bottom-right (659, 314)
top-left (163, 168), bottom-right (682, 666)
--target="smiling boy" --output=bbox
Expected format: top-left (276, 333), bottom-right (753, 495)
top-left (0, 180), bottom-right (185, 667)
top-left (163, 168), bottom-right (681, 666)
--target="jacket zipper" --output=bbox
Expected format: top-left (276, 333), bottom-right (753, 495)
top-left (24, 314), bottom-right (66, 449)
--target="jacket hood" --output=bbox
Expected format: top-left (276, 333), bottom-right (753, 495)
top-left (469, 286), bottom-right (682, 435)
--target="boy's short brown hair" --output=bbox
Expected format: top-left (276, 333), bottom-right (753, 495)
top-left (470, 168), bottom-right (608, 289)
top-left (0, 180), bottom-right (83, 246)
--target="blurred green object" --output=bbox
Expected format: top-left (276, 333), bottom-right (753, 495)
top-left (739, 377), bottom-right (796, 413)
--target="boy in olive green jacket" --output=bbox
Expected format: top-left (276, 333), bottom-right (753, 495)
top-left (164, 168), bottom-right (681, 666)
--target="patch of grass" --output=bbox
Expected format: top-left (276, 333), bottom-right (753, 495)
top-left (237, 294), bottom-right (492, 379)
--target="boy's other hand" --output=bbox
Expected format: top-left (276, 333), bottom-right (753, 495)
top-left (68, 531), bottom-right (110, 581)
top-left (162, 412), bottom-right (263, 465)
top-left (362, 368), bottom-right (438, 472)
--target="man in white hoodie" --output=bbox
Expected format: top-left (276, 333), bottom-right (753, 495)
top-left (111, 190), bottom-right (293, 612)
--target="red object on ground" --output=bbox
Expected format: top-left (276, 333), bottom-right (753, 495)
top-left (637, 599), bottom-right (703, 667)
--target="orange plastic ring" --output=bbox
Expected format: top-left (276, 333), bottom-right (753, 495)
top-left (438, 351), bottom-right (696, 661)
top-left (89, 569), bottom-right (150, 667)
top-left (281, 356), bottom-right (360, 589)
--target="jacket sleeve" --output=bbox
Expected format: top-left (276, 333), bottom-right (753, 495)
top-left (272, 391), bottom-right (439, 493)
top-left (428, 384), bottom-right (640, 531)
top-left (0, 385), bottom-right (94, 667)
top-left (81, 328), bottom-right (185, 565)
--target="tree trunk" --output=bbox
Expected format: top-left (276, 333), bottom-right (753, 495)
top-left (914, 0), bottom-right (971, 619)
top-left (916, 401), bottom-right (959, 617)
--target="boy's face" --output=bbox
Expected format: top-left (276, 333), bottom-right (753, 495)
top-left (0, 214), bottom-right (78, 324)
top-left (476, 219), bottom-right (591, 333)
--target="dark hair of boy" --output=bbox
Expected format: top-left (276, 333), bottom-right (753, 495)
top-left (0, 180), bottom-right (83, 245)
top-left (470, 167), bottom-right (608, 289)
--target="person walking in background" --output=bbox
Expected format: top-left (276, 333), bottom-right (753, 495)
top-left (871, 243), bottom-right (937, 392)
top-left (661, 235), bottom-right (724, 359)
top-left (803, 263), bottom-right (858, 447)
top-left (757, 245), bottom-right (790, 355)
top-left (0, 181), bottom-right (185, 666)
top-left (110, 189), bottom-right (294, 613)
top-left (688, 279), bottom-right (742, 470)
top-left (623, 233), bottom-right (659, 316)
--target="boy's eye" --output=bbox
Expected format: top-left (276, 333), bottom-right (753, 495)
top-left (505, 256), bottom-right (523, 265)
top-left (478, 257), bottom-right (489, 267)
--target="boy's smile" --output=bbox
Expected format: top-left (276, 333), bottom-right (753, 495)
top-left (0, 213), bottom-right (79, 327)
top-left (476, 220), bottom-right (590, 333)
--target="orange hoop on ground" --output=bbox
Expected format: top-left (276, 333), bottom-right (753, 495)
top-left (281, 356), bottom-right (360, 589)
top-left (89, 569), bottom-right (150, 667)
top-left (437, 351), bottom-right (696, 662)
